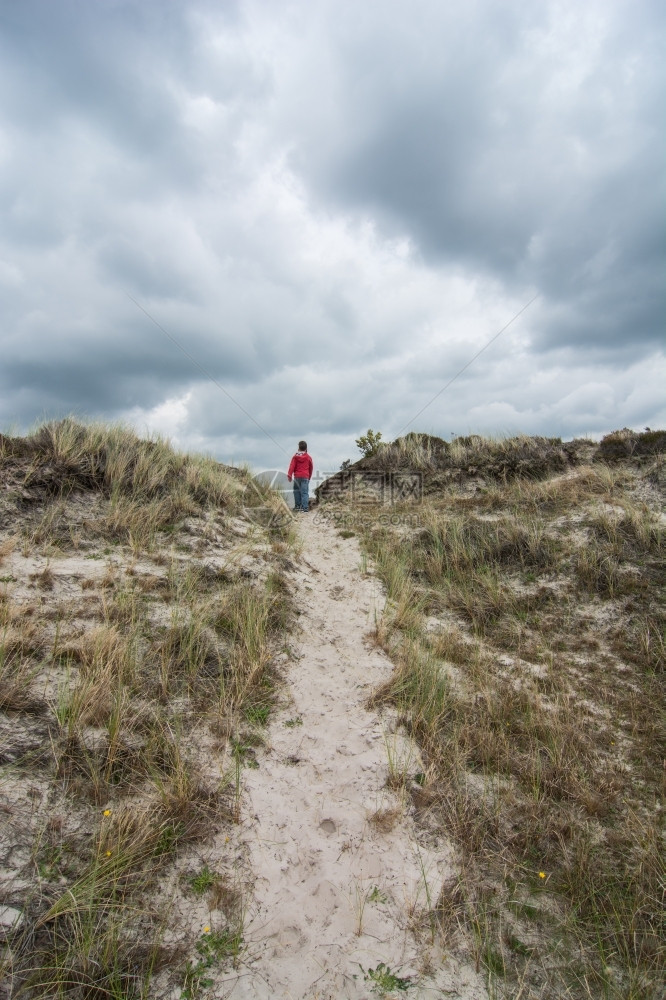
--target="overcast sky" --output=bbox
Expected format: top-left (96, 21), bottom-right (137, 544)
top-left (1, 0), bottom-right (663, 473)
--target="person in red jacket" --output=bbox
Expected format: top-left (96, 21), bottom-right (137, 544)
top-left (287, 440), bottom-right (313, 512)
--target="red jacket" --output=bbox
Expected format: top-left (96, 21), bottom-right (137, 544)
top-left (288, 451), bottom-right (313, 480)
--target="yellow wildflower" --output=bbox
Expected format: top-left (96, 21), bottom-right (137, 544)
top-left (105, 850), bottom-right (112, 857)
top-left (203, 926), bottom-right (211, 934)
top-left (103, 809), bottom-right (112, 817)
top-left (538, 871), bottom-right (546, 879)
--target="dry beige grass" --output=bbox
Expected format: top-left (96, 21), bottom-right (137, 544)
top-left (2, 422), bottom-right (663, 999)
top-left (323, 436), bottom-right (665, 1000)
top-left (0, 420), bottom-right (295, 999)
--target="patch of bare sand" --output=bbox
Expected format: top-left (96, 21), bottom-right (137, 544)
top-left (222, 513), bottom-right (487, 1000)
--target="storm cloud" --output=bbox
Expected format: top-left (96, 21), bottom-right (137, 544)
top-left (0, 0), bottom-right (663, 473)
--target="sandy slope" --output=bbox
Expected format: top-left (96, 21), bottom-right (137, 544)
top-left (222, 512), bottom-right (487, 1000)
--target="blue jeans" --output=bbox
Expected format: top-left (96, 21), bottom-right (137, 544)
top-left (293, 478), bottom-right (309, 511)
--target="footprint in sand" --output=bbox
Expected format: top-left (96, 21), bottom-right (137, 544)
top-left (268, 924), bottom-right (308, 955)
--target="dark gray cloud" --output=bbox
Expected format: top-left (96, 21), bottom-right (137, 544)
top-left (280, 0), bottom-right (664, 351)
top-left (0, 0), bottom-right (663, 472)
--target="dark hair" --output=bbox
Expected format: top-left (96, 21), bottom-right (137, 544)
top-left (298, 440), bottom-right (307, 451)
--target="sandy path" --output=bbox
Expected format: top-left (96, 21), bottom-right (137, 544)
top-left (223, 512), bottom-right (487, 1000)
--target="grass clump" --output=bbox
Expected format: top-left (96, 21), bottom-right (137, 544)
top-left (596, 427), bottom-right (666, 461)
top-left (188, 865), bottom-right (218, 897)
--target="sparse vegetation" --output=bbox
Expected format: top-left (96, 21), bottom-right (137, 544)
top-left (3, 420), bottom-right (664, 998)
top-left (321, 431), bottom-right (665, 1000)
top-left (181, 926), bottom-right (244, 999)
top-left (0, 419), bottom-right (295, 997)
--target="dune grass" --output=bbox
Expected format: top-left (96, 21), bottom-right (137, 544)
top-left (0, 420), bottom-right (295, 998)
top-left (349, 455), bottom-right (665, 999)
top-left (0, 417), bottom-right (286, 552)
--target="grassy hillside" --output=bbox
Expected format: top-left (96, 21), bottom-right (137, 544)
top-left (0, 420), bottom-right (296, 998)
top-left (1, 421), bottom-right (663, 999)
top-left (320, 430), bottom-right (665, 1000)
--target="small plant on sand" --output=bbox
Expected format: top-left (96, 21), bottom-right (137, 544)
top-left (360, 962), bottom-right (414, 994)
top-left (349, 881), bottom-right (389, 936)
top-left (367, 806), bottom-right (402, 833)
top-left (181, 926), bottom-right (244, 999)
top-left (189, 865), bottom-right (218, 897)
top-left (368, 885), bottom-right (387, 904)
top-left (383, 727), bottom-right (417, 791)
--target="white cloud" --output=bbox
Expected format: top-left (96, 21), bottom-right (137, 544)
top-left (124, 391), bottom-right (193, 443)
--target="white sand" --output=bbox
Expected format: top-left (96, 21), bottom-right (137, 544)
top-left (222, 512), bottom-right (487, 999)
